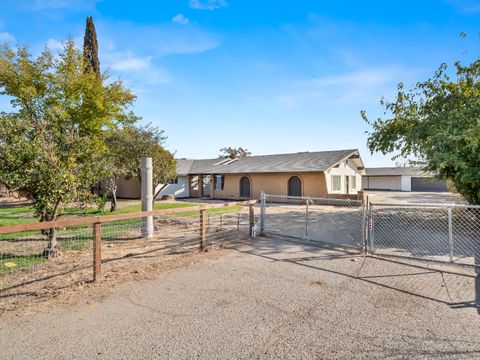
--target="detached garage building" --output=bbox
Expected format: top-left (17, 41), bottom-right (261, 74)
top-left (362, 167), bottom-right (448, 192)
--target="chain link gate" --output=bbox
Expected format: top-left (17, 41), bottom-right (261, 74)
top-left (367, 202), bottom-right (480, 270)
top-left (259, 193), bottom-right (480, 271)
top-left (259, 193), bottom-right (367, 251)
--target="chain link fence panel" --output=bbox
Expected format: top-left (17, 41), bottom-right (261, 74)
top-left (370, 203), bottom-right (480, 270)
top-left (262, 194), bottom-right (366, 250)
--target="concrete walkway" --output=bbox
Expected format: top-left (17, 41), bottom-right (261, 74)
top-left (1, 238), bottom-right (479, 359)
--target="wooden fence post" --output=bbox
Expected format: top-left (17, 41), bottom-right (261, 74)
top-left (199, 209), bottom-right (206, 251)
top-left (93, 222), bottom-right (102, 281)
top-left (249, 204), bottom-right (254, 238)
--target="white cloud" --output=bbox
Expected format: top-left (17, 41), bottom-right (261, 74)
top-left (46, 38), bottom-right (64, 50)
top-left (95, 21), bottom-right (221, 87)
top-left (36, 19), bottom-right (219, 90)
top-left (105, 51), bottom-right (171, 84)
top-left (44, 36), bottom-right (82, 53)
top-left (97, 21), bottom-right (219, 57)
top-left (111, 56), bottom-right (150, 72)
top-left (314, 67), bottom-right (404, 87)
top-left (271, 65), bottom-right (422, 110)
top-left (446, 0), bottom-right (480, 13)
top-left (0, 32), bottom-right (15, 43)
top-left (189, 0), bottom-right (228, 10)
top-left (172, 14), bottom-right (189, 25)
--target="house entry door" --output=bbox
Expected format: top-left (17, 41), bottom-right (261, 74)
top-left (240, 177), bottom-right (251, 198)
top-left (202, 175), bottom-right (211, 197)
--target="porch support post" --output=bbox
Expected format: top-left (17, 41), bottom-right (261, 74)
top-left (198, 175), bottom-right (204, 198)
top-left (210, 174), bottom-right (215, 199)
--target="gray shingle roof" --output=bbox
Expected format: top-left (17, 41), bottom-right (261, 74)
top-left (176, 159), bottom-right (194, 176)
top-left (177, 149), bottom-right (359, 175)
top-left (365, 167), bottom-right (429, 176)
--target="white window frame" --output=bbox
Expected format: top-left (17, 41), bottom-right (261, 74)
top-left (332, 175), bottom-right (342, 192)
top-left (351, 175), bottom-right (356, 191)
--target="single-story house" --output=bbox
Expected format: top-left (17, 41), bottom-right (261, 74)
top-left (362, 167), bottom-right (448, 192)
top-left (116, 149), bottom-right (366, 200)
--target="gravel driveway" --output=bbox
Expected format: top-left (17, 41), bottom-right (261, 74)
top-left (1, 237), bottom-right (479, 359)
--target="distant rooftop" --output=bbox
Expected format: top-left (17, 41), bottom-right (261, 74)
top-left (365, 167), bottom-right (430, 177)
top-left (176, 149), bottom-right (361, 175)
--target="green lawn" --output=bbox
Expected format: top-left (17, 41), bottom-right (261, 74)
top-left (0, 255), bottom-right (45, 274)
top-left (0, 201), bottom-right (244, 240)
top-left (0, 200), bottom-right (246, 275)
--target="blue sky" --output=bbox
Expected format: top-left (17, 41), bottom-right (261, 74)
top-left (1, 0), bottom-right (480, 166)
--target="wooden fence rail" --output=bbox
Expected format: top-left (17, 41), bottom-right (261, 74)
top-left (0, 200), bottom-right (258, 282)
top-left (0, 200), bottom-right (258, 234)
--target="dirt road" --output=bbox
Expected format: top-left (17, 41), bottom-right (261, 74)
top-left (1, 237), bottom-right (479, 359)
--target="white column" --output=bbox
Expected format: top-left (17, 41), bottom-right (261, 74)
top-left (141, 157), bottom-right (154, 238)
top-left (210, 175), bottom-right (215, 199)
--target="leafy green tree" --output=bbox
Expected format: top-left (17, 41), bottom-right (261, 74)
top-left (83, 16), bottom-right (100, 75)
top-left (103, 127), bottom-right (137, 212)
top-left (0, 41), bottom-right (137, 256)
top-left (362, 59), bottom-right (480, 204)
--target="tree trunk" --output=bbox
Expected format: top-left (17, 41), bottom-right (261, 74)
top-left (43, 227), bottom-right (60, 258)
top-left (41, 202), bottom-right (61, 259)
top-left (110, 187), bottom-right (118, 212)
top-left (108, 178), bottom-right (119, 212)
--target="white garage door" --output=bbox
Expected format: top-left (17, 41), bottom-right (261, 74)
top-left (364, 176), bottom-right (402, 191)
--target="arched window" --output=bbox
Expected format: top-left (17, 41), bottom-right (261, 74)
top-left (288, 176), bottom-right (302, 197)
top-left (239, 176), bottom-right (251, 198)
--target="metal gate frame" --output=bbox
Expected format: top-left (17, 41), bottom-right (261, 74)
top-left (367, 202), bottom-right (480, 269)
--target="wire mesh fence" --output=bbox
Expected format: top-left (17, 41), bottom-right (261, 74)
top-left (0, 223), bottom-right (95, 309)
top-left (2, 194), bottom-right (478, 313)
top-left (370, 203), bottom-right (480, 269)
top-left (0, 201), bottom-right (256, 312)
top-left (261, 194), bottom-right (365, 250)
top-left (261, 193), bottom-right (480, 271)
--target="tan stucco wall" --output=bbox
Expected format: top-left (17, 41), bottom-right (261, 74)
top-left (116, 177), bottom-right (141, 199)
top-left (212, 172), bottom-right (327, 200)
top-left (116, 177), bottom-right (190, 199)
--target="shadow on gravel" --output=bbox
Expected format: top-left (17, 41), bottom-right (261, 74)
top-left (234, 237), bottom-right (479, 313)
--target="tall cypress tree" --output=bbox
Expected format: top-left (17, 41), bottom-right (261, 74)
top-left (83, 16), bottom-right (100, 75)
